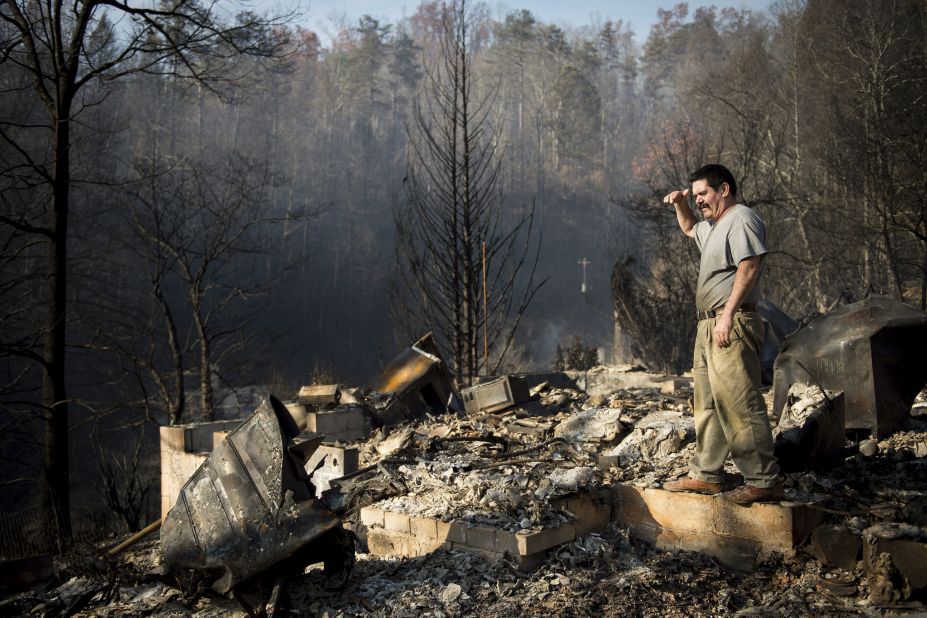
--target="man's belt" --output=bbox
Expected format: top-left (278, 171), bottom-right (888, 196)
top-left (696, 303), bottom-right (757, 321)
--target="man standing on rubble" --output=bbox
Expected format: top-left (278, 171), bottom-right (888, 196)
top-left (661, 164), bottom-right (783, 504)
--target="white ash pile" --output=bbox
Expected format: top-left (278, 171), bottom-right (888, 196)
top-left (604, 411), bottom-right (695, 465)
top-left (12, 380), bottom-right (927, 617)
top-left (378, 457), bottom-right (598, 533)
top-left (336, 381), bottom-right (708, 534)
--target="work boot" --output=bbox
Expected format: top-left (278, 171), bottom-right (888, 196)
top-left (721, 482), bottom-right (784, 505)
top-left (663, 477), bottom-right (723, 495)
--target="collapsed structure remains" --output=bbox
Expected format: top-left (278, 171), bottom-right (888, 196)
top-left (2, 296), bottom-right (927, 616)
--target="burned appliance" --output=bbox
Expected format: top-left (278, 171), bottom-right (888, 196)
top-left (160, 396), bottom-right (353, 595)
top-left (771, 295), bottom-right (927, 438)
top-left (461, 375), bottom-right (530, 414)
top-left (364, 332), bottom-right (457, 426)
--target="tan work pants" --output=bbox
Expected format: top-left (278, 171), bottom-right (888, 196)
top-left (689, 312), bottom-right (779, 488)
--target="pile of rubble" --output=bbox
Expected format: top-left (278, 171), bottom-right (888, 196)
top-left (3, 375), bottom-right (927, 616)
top-left (5, 296), bottom-right (927, 615)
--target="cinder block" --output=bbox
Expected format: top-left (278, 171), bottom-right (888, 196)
top-left (184, 421), bottom-right (239, 452)
top-left (305, 444), bottom-right (359, 495)
top-left (366, 528), bottom-right (445, 557)
top-left (160, 448), bottom-right (208, 520)
top-left (436, 519), bottom-right (467, 544)
top-left (161, 495), bottom-right (172, 521)
top-left (449, 543), bottom-right (506, 564)
top-left (362, 513), bottom-right (548, 572)
top-left (298, 384), bottom-right (341, 406)
top-left (465, 526), bottom-right (497, 552)
top-left (283, 401), bottom-right (308, 429)
top-left (305, 445), bottom-right (359, 477)
top-left (160, 426), bottom-right (186, 452)
top-left (494, 528), bottom-right (520, 558)
top-left (516, 524), bottom-right (576, 556)
top-left (306, 411), bottom-right (341, 434)
top-left (660, 378), bottom-right (690, 394)
top-left (553, 492), bottom-right (612, 536)
top-left (411, 516), bottom-right (438, 539)
top-left (384, 510), bottom-right (411, 534)
top-left (360, 506), bottom-right (384, 528)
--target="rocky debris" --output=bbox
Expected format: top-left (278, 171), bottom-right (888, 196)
top-left (373, 426), bottom-right (416, 458)
top-left (366, 449), bottom-right (598, 532)
top-left (547, 467), bottom-right (596, 494)
top-left (859, 438), bottom-right (879, 457)
top-left (772, 383), bottom-right (846, 472)
top-left (604, 410), bottom-right (695, 464)
top-left (9, 371), bottom-right (927, 616)
top-left (553, 408), bottom-right (625, 444)
top-left (1, 524), bottom-right (861, 618)
top-left (863, 522), bottom-right (927, 602)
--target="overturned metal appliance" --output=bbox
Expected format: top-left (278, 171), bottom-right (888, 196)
top-left (160, 396), bottom-right (353, 594)
top-left (757, 299), bottom-right (800, 385)
top-left (772, 295), bottom-right (927, 438)
top-left (364, 332), bottom-right (457, 426)
top-left (461, 375), bottom-right (530, 415)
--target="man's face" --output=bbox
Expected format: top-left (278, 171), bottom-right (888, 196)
top-left (691, 179), bottom-right (728, 222)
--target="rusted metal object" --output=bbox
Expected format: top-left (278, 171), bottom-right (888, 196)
top-left (365, 332), bottom-right (457, 426)
top-left (772, 296), bottom-right (927, 438)
top-left (160, 396), bottom-right (352, 594)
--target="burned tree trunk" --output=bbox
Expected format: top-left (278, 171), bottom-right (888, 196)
top-left (0, 0), bottom-right (294, 548)
top-left (392, 0), bottom-right (544, 386)
top-left (42, 99), bottom-right (73, 547)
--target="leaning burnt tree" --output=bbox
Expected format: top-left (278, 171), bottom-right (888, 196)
top-left (392, 0), bottom-right (543, 387)
top-left (0, 0), bottom-right (292, 549)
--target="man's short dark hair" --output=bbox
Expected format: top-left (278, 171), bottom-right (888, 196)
top-left (688, 164), bottom-right (737, 197)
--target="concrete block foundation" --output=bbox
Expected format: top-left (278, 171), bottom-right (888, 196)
top-left (360, 484), bottom-right (822, 573)
top-left (611, 485), bottom-right (823, 570)
top-left (359, 504), bottom-right (584, 571)
top-left (305, 445), bottom-right (359, 495)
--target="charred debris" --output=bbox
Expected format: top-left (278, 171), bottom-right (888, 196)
top-left (3, 299), bottom-right (927, 616)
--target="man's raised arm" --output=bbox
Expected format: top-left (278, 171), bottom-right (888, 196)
top-left (662, 189), bottom-right (697, 238)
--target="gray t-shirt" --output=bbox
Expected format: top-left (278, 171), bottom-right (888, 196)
top-left (693, 204), bottom-right (767, 311)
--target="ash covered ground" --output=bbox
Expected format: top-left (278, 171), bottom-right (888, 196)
top-left (3, 381), bottom-right (927, 617)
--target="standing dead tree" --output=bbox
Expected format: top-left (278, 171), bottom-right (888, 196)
top-left (392, 0), bottom-right (543, 386)
top-left (0, 0), bottom-right (294, 548)
top-left (120, 153), bottom-right (301, 422)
